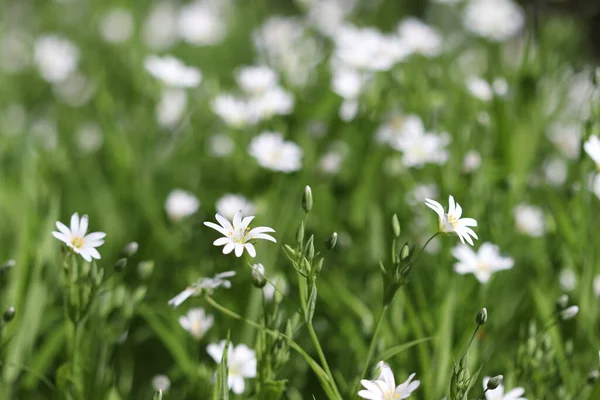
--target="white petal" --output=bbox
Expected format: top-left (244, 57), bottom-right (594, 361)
top-left (56, 221), bottom-right (71, 236)
top-left (244, 243), bottom-right (256, 257)
top-left (52, 231), bottom-right (69, 243)
top-left (70, 213), bottom-right (80, 234)
top-left (78, 215), bottom-right (89, 237)
top-left (213, 237), bottom-right (231, 246)
top-left (80, 251), bottom-right (92, 262)
top-left (87, 248), bottom-right (101, 260)
top-left (229, 375), bottom-right (245, 394)
top-left (223, 243), bottom-right (235, 254)
top-left (234, 243), bottom-right (244, 257)
top-left (85, 232), bottom-right (107, 241)
top-left (250, 233), bottom-right (277, 242)
top-left (204, 221), bottom-right (229, 236)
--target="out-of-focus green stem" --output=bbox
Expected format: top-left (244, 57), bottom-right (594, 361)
top-left (306, 321), bottom-right (343, 400)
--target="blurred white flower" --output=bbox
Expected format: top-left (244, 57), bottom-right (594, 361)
top-left (52, 213), bottom-right (106, 262)
top-left (207, 340), bottom-right (257, 394)
top-left (482, 376), bottom-right (526, 400)
top-left (397, 18), bottom-right (442, 57)
top-left (144, 55), bottom-right (202, 88)
top-left (560, 305), bottom-right (579, 320)
top-left (376, 114), bottom-right (424, 146)
top-left (236, 65), bottom-right (278, 95)
top-left (593, 275), bottom-right (600, 297)
top-left (152, 375), bottom-right (171, 392)
top-left (263, 275), bottom-right (289, 302)
top-left (319, 149), bottom-right (345, 175)
top-left (452, 242), bottom-right (514, 283)
top-left (178, 0), bottom-right (227, 46)
top-left (425, 196), bottom-right (478, 246)
top-left (492, 78), bottom-right (509, 97)
top-left (333, 25), bottom-right (405, 71)
top-left (248, 131), bottom-right (303, 173)
top-left (207, 133), bottom-right (235, 157)
top-left (339, 99), bottom-right (359, 122)
top-left (204, 211), bottom-right (276, 258)
top-left (547, 123), bottom-right (581, 160)
top-left (30, 118), bottom-right (59, 150)
top-left (358, 362), bottom-right (420, 400)
top-left (99, 8), bottom-right (134, 44)
top-left (332, 67), bottom-right (367, 100)
top-left (168, 271), bottom-right (236, 307)
top-left (216, 194), bottom-right (256, 220)
top-left (514, 204), bottom-right (546, 237)
top-left (590, 173), bottom-right (600, 200)
top-left (178, 308), bottom-right (214, 339)
top-left (559, 269), bottom-right (577, 292)
top-left (466, 76), bottom-right (493, 101)
top-left (584, 134), bottom-right (600, 170)
top-left (395, 131), bottom-right (451, 168)
top-left (165, 189), bottom-right (200, 221)
top-left (142, 2), bottom-right (179, 51)
top-left (406, 184), bottom-right (439, 206)
top-left (252, 86), bottom-right (295, 119)
top-left (463, 150), bottom-right (482, 173)
top-left (156, 88), bottom-right (188, 128)
top-left (542, 157), bottom-right (568, 186)
top-left (75, 122), bottom-right (103, 153)
top-left (0, 30), bottom-right (31, 73)
top-left (52, 72), bottom-right (96, 107)
top-left (463, 0), bottom-right (524, 42)
top-left (306, 0), bottom-right (356, 36)
top-left (34, 34), bottom-right (79, 83)
top-left (211, 94), bottom-right (257, 128)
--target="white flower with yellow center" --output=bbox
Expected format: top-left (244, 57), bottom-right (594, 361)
top-left (204, 211), bottom-right (276, 257)
top-left (52, 213), bottom-right (106, 262)
top-left (584, 134), bottom-right (600, 170)
top-left (425, 196), bottom-right (478, 245)
top-left (358, 363), bottom-right (420, 400)
top-left (178, 308), bottom-right (214, 339)
top-left (452, 242), bottom-right (514, 283)
top-left (207, 340), bottom-right (257, 394)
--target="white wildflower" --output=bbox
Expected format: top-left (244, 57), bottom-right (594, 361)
top-left (207, 340), bottom-right (257, 394)
top-left (482, 376), bottom-right (526, 400)
top-left (216, 194), bottom-right (256, 220)
top-left (452, 242), bottom-right (514, 283)
top-left (179, 308), bottom-right (214, 339)
top-left (463, 0), bottom-right (525, 42)
top-left (165, 189), bottom-right (200, 221)
top-left (248, 131), bottom-right (303, 173)
top-left (425, 196), bottom-right (478, 245)
top-left (144, 55), bottom-right (202, 88)
top-left (34, 35), bottom-right (79, 83)
top-left (358, 362), bottom-right (420, 400)
top-left (514, 204), bottom-right (546, 237)
top-left (99, 8), bottom-right (134, 44)
top-left (52, 213), bottom-right (106, 262)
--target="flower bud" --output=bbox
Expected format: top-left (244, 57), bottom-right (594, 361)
top-left (325, 232), bottom-right (338, 250)
top-left (251, 264), bottom-right (267, 288)
top-left (138, 261), bottom-right (154, 279)
top-left (3, 306), bottom-right (15, 322)
top-left (153, 390), bottom-right (163, 400)
top-left (122, 242), bottom-right (139, 257)
top-left (296, 221), bottom-right (305, 246)
top-left (560, 305), bottom-right (579, 320)
top-left (115, 258), bottom-right (128, 272)
top-left (400, 243), bottom-right (410, 260)
top-left (392, 214), bottom-right (401, 237)
top-left (476, 308), bottom-right (488, 326)
top-left (555, 294), bottom-right (569, 312)
top-left (305, 235), bottom-right (315, 260)
top-left (302, 185), bottom-right (313, 213)
top-left (487, 375), bottom-right (503, 390)
top-left (588, 370), bottom-right (600, 384)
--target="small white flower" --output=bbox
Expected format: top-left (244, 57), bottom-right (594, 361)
top-left (216, 194), bottom-right (256, 220)
top-left (559, 269), bottom-right (577, 292)
top-left (482, 376), bottom-right (526, 400)
top-left (463, 150), bottom-right (482, 173)
top-left (452, 242), bottom-right (514, 283)
top-left (252, 86), bottom-right (295, 119)
top-left (179, 308), bottom-right (214, 339)
top-left (165, 189), bottom-right (199, 221)
top-left (395, 131), bottom-right (451, 168)
top-left (236, 65), bottom-right (279, 95)
top-left (75, 122), bottom-right (103, 154)
top-left (141, 3), bottom-right (179, 51)
top-left (211, 94), bottom-right (258, 128)
top-left (168, 271), bottom-right (236, 307)
top-left (547, 123), bottom-right (581, 160)
top-left (425, 196), bottom-right (478, 245)
top-left (560, 305), bottom-right (579, 321)
top-left (339, 99), bottom-right (359, 122)
top-left (99, 8), bottom-right (134, 44)
top-left (207, 133), bottom-right (235, 157)
top-left (584, 134), bottom-right (600, 170)
top-left (204, 211), bottom-right (276, 258)
top-left (463, 0), bottom-right (524, 42)
top-left (156, 88), bottom-right (188, 128)
top-left (376, 114), bottom-right (425, 146)
top-left (178, 1), bottom-right (227, 46)
top-left (52, 213), bottom-right (106, 262)
top-left (263, 274), bottom-right (288, 302)
top-left (34, 35), bottom-right (79, 83)
top-left (144, 55), bottom-right (202, 88)
top-left (152, 375), bottom-right (171, 392)
top-left (331, 67), bottom-right (367, 100)
top-left (467, 76), bottom-right (493, 101)
top-left (542, 157), bottom-right (568, 187)
top-left (207, 340), bottom-right (257, 394)
top-left (514, 204), bottom-right (545, 237)
top-left (358, 362), bottom-right (420, 400)
top-left (320, 149), bottom-right (345, 175)
top-left (593, 275), bottom-right (600, 297)
top-left (397, 18), bottom-right (442, 57)
top-left (248, 131), bottom-right (303, 173)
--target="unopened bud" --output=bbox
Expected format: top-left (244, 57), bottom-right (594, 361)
top-left (302, 185), bottom-right (313, 213)
top-left (588, 370), bottom-right (600, 384)
top-left (476, 308), bottom-right (488, 326)
top-left (296, 222), bottom-right (305, 246)
top-left (305, 235), bottom-right (315, 260)
top-left (3, 306), bottom-right (15, 322)
top-left (400, 243), bottom-right (410, 260)
top-left (153, 390), bottom-right (163, 400)
top-left (115, 258), bottom-right (128, 272)
top-left (392, 214), bottom-right (401, 237)
top-left (487, 375), bottom-right (503, 390)
top-left (251, 264), bottom-right (267, 288)
top-left (138, 261), bottom-right (154, 279)
top-left (560, 305), bottom-right (579, 320)
top-left (122, 242), bottom-right (139, 257)
top-left (556, 294), bottom-right (569, 312)
top-left (325, 232), bottom-right (338, 250)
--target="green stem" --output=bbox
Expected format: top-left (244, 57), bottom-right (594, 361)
top-left (351, 305), bottom-right (388, 398)
top-left (306, 322), bottom-right (343, 399)
top-left (459, 325), bottom-right (480, 364)
top-left (477, 388), bottom-right (489, 400)
top-left (411, 232), bottom-right (440, 266)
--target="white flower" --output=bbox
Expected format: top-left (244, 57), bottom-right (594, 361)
top-left (52, 72), bottom-right (96, 107)
top-left (376, 114), bottom-right (424, 146)
top-left (358, 363), bottom-right (420, 400)
top-left (332, 67), bottom-right (368, 100)
top-left (141, 2), bottom-right (179, 51)
top-left (248, 131), bottom-right (303, 173)
top-left (584, 134), bottom-right (600, 170)
top-left (216, 194), bottom-right (256, 220)
top-left (463, 150), bottom-right (482, 173)
top-left (168, 271), bottom-right (236, 307)
top-left (204, 211), bottom-right (276, 257)
top-left (332, 25), bottom-right (404, 71)
top-left (207, 133), bottom-right (235, 157)
top-left (560, 305), bottom-right (579, 320)
top-left (34, 35), bottom-right (79, 83)
top-left (482, 376), bottom-right (526, 400)
top-left (75, 122), bottom-right (103, 154)
top-left (593, 275), bottom-right (600, 297)
top-left (559, 269), bottom-right (577, 292)
top-left (547, 123), bottom-right (581, 160)
top-left (236, 65), bottom-right (279, 95)
top-left (493, 78), bottom-right (509, 97)
top-left (406, 184), bottom-right (439, 206)
top-left (165, 189), bottom-right (200, 221)
top-left (152, 375), bottom-right (171, 392)
top-left (263, 275), bottom-right (288, 302)
top-left (542, 157), bottom-right (568, 187)
top-left (252, 86), bottom-right (295, 119)
top-left (395, 131), bottom-right (451, 168)
top-left (99, 8), bottom-right (134, 44)
top-left (144, 55), bottom-right (202, 88)
top-left (207, 340), bottom-right (257, 394)
top-left (425, 196), bottom-right (478, 245)
top-left (452, 242), bottom-right (514, 283)
top-left (339, 99), bottom-right (359, 122)
top-left (179, 308), bottom-right (214, 339)
top-left (178, 1), bottom-right (227, 46)
top-left (320, 149), bottom-right (345, 175)
top-left (397, 18), bottom-right (442, 57)
top-left (156, 88), bottom-right (188, 128)
top-left (211, 94), bottom-right (258, 128)
top-left (590, 173), bottom-right (600, 200)
top-left (514, 204), bottom-right (545, 237)
top-left (52, 213), bottom-right (106, 262)
top-left (463, 0), bottom-right (524, 42)
top-left (467, 76), bottom-right (493, 101)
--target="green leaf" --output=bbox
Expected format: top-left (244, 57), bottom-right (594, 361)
top-left (305, 283), bottom-right (318, 324)
top-left (379, 337), bottom-right (434, 361)
top-left (213, 332), bottom-right (231, 400)
top-left (258, 379), bottom-right (287, 400)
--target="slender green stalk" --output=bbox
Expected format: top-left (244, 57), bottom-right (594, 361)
top-left (306, 321), bottom-right (344, 399)
top-left (477, 388), bottom-right (489, 400)
top-left (350, 305), bottom-right (388, 398)
top-left (411, 232), bottom-right (440, 266)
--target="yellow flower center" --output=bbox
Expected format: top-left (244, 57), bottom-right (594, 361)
top-left (384, 390), bottom-right (401, 399)
top-left (71, 236), bottom-right (84, 249)
top-left (448, 214), bottom-right (458, 228)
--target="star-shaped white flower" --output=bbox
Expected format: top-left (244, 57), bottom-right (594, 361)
top-left (178, 308), bottom-right (214, 339)
top-left (207, 340), bottom-right (257, 394)
top-left (204, 211), bottom-right (276, 257)
top-left (452, 242), bottom-right (514, 283)
top-left (358, 363), bottom-right (420, 400)
top-left (482, 376), bottom-right (527, 400)
top-left (425, 195), bottom-right (478, 245)
top-left (584, 134), bottom-right (600, 170)
top-left (52, 213), bottom-right (106, 262)
top-left (168, 271), bottom-right (236, 308)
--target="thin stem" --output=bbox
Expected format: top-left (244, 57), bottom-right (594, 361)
top-left (411, 232), bottom-right (440, 267)
top-left (350, 305), bottom-right (388, 398)
top-left (477, 388), bottom-right (489, 400)
top-left (460, 325), bottom-right (480, 364)
top-left (306, 322), bottom-right (344, 399)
